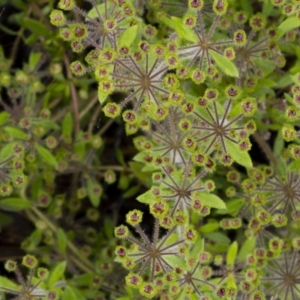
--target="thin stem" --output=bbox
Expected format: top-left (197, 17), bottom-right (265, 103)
top-left (30, 206), bottom-right (95, 273)
top-left (63, 54), bottom-right (80, 135)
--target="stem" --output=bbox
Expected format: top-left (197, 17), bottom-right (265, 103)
top-left (63, 54), bottom-right (80, 135)
top-left (98, 118), bottom-right (114, 136)
top-left (88, 102), bottom-right (102, 134)
top-left (79, 94), bottom-right (98, 120)
top-left (30, 206), bottom-right (95, 273)
top-left (9, 7), bottom-right (32, 62)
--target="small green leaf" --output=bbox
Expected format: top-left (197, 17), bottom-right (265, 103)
top-left (209, 50), bottom-right (239, 77)
top-left (226, 141), bottom-right (253, 168)
top-left (119, 25), bottom-right (138, 48)
top-left (274, 132), bottom-right (284, 157)
top-left (0, 111), bottom-right (10, 126)
top-left (226, 241), bottom-right (238, 266)
top-left (28, 228), bottom-right (42, 247)
top-left (129, 161), bottom-right (152, 186)
top-left (29, 52), bottom-right (42, 71)
top-left (62, 285), bottom-right (77, 300)
top-left (170, 16), bottom-right (198, 43)
top-left (4, 126), bottom-right (29, 140)
top-left (216, 198), bottom-right (245, 216)
top-left (87, 3), bottom-right (105, 19)
top-left (136, 190), bottom-right (154, 204)
top-left (0, 276), bottom-right (19, 290)
top-left (57, 228), bottom-right (67, 254)
top-left (116, 148), bottom-right (126, 167)
top-left (62, 112), bottom-right (73, 137)
top-left (190, 238), bottom-right (204, 259)
top-left (289, 159), bottom-right (300, 172)
top-left (48, 261), bottom-right (67, 287)
top-left (240, 0), bottom-right (253, 15)
top-left (237, 237), bottom-right (256, 262)
top-left (123, 185), bottom-right (140, 198)
top-left (199, 222), bottom-right (219, 233)
top-left (203, 231), bottom-right (230, 245)
top-left (278, 17), bottom-right (300, 38)
top-left (32, 119), bottom-right (60, 131)
top-left (0, 198), bottom-right (31, 211)
top-left (18, 18), bottom-right (51, 37)
top-left (163, 254), bottom-right (186, 270)
top-left (197, 192), bottom-right (226, 209)
top-left (98, 85), bottom-right (109, 104)
top-left (86, 179), bottom-right (102, 207)
top-left (73, 274), bottom-right (95, 286)
top-left (35, 144), bottom-right (58, 169)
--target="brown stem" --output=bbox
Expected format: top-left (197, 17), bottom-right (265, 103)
top-left (88, 102), bottom-right (102, 133)
top-left (63, 54), bottom-right (80, 135)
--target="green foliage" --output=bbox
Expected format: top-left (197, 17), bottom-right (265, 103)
top-left (1, 0), bottom-right (300, 299)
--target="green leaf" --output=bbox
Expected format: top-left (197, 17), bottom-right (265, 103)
top-left (98, 85), bottom-right (109, 104)
top-left (284, 92), bottom-right (294, 105)
top-left (190, 238), bottom-right (204, 258)
top-left (0, 111), bottom-right (10, 126)
top-left (62, 285), bottom-right (77, 300)
top-left (35, 144), bottom-right (58, 169)
top-left (136, 190), bottom-right (154, 204)
top-left (119, 25), bottom-right (138, 48)
top-left (86, 179), bottom-right (102, 207)
top-left (123, 185), bottom-right (140, 198)
top-left (216, 198), bottom-right (245, 216)
top-left (62, 112), bottom-right (73, 137)
top-left (116, 148), bottom-right (126, 167)
top-left (290, 73), bottom-right (300, 85)
top-left (129, 161), bottom-right (152, 186)
top-left (0, 276), bottom-right (19, 290)
top-left (29, 52), bottom-right (42, 71)
top-left (32, 119), bottom-right (60, 131)
top-left (226, 141), bottom-right (253, 168)
top-left (278, 17), bottom-right (300, 38)
top-left (87, 3), bottom-right (105, 19)
top-left (289, 159), bottom-right (300, 172)
top-left (18, 18), bottom-right (51, 37)
top-left (237, 237), bottom-right (256, 262)
top-left (199, 222), bottom-right (219, 233)
top-left (203, 231), bottom-right (230, 245)
top-left (240, 0), bottom-right (253, 15)
top-left (28, 228), bottom-right (43, 247)
top-left (4, 126), bottom-right (29, 140)
top-left (73, 274), bottom-right (95, 286)
top-left (197, 192), bottom-right (226, 209)
top-left (209, 50), bottom-right (239, 77)
top-left (262, 0), bottom-right (273, 16)
top-left (0, 212), bottom-right (13, 226)
top-left (0, 143), bottom-right (18, 161)
top-left (118, 172), bottom-right (130, 190)
top-left (48, 261), bottom-right (67, 287)
top-left (0, 24), bottom-right (18, 35)
top-left (0, 198), bottom-right (31, 211)
top-left (57, 228), bottom-right (67, 254)
top-left (226, 241), bottom-right (238, 266)
top-left (163, 254), bottom-right (186, 270)
top-left (170, 16), bottom-right (198, 43)
top-left (274, 132), bottom-right (284, 157)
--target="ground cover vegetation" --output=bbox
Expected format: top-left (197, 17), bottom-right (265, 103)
top-left (1, 0), bottom-right (300, 299)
